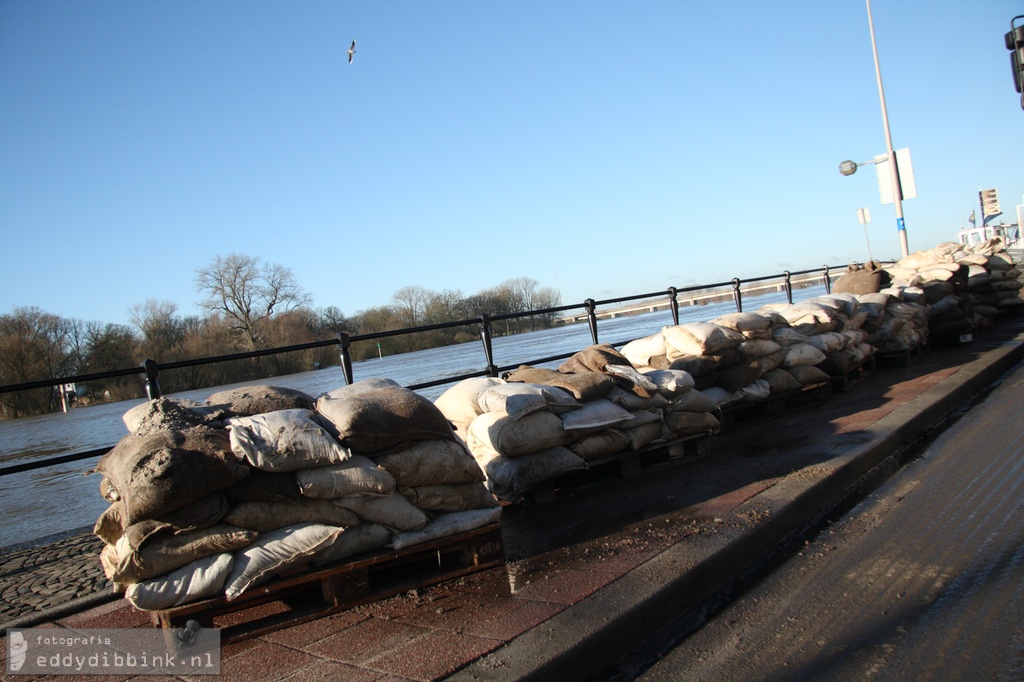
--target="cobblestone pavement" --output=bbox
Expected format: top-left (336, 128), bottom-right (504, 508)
top-left (0, 529), bottom-right (111, 625)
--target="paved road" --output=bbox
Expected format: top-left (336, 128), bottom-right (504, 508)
top-left (627, 360), bottom-right (1024, 681)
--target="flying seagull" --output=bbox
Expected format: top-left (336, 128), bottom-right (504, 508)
top-left (347, 39), bottom-right (356, 64)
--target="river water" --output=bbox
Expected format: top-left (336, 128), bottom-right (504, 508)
top-left (0, 286), bottom-right (826, 549)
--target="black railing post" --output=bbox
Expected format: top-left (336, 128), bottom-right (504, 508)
top-left (731, 278), bottom-right (743, 312)
top-left (668, 287), bottom-right (679, 325)
top-left (823, 265), bottom-right (832, 294)
top-left (337, 332), bottom-right (353, 385)
top-left (143, 359), bottom-right (161, 400)
top-left (584, 299), bottom-right (599, 344)
top-left (479, 314), bottom-right (498, 377)
top-left (783, 270), bottom-right (793, 304)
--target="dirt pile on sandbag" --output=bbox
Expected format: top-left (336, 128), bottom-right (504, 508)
top-left (94, 381), bottom-right (499, 611)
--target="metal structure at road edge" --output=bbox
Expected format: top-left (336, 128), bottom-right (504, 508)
top-left (839, 0), bottom-right (910, 259)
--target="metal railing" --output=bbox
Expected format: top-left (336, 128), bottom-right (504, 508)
top-left (0, 265), bottom-right (837, 477)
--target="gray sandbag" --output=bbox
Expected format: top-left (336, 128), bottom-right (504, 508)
top-left (311, 523), bottom-right (393, 567)
top-left (125, 553), bottom-right (234, 611)
top-left (316, 386), bottom-right (456, 454)
top-left (318, 378), bottom-right (401, 400)
top-left (227, 409), bottom-right (351, 472)
top-left (761, 368), bottom-right (803, 394)
top-left (643, 369), bottom-right (695, 398)
top-left (504, 366), bottom-right (617, 401)
top-left (619, 410), bottom-right (664, 450)
top-left (223, 498), bottom-right (361, 532)
top-left (559, 398), bottom-right (635, 432)
top-left (663, 411), bottom-right (721, 437)
top-left (100, 523), bottom-right (257, 588)
top-left (224, 523), bottom-right (346, 600)
top-left (716, 360), bottom-right (763, 393)
top-left (333, 492), bottom-right (428, 531)
top-left (570, 429), bottom-right (631, 461)
top-left (398, 483), bottom-right (499, 512)
top-left (96, 426), bottom-right (250, 527)
top-left (389, 508), bottom-right (502, 551)
top-left (606, 386), bottom-right (669, 411)
top-left (295, 455), bottom-right (396, 498)
top-left (669, 389), bottom-right (718, 413)
top-left (206, 385), bottom-right (315, 418)
top-left (374, 439), bottom-right (485, 487)
top-left (788, 365), bottom-right (831, 385)
top-left (122, 397), bottom-right (216, 436)
top-left (474, 446), bottom-right (588, 502)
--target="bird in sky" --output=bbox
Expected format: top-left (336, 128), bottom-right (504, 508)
top-left (347, 39), bottom-right (356, 64)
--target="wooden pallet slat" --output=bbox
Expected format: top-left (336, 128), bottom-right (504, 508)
top-left (718, 381), bottom-right (833, 431)
top-left (149, 523), bottom-right (504, 643)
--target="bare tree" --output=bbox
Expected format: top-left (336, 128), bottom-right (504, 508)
top-left (194, 254), bottom-right (311, 352)
top-left (391, 286), bottom-right (433, 327)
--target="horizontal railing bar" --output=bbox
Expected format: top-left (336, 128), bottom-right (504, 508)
top-left (0, 447), bottom-right (110, 477)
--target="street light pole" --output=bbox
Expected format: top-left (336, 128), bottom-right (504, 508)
top-left (866, 0), bottom-right (909, 258)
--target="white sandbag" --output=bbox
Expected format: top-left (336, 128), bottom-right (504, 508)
top-left (467, 410), bottom-right (574, 458)
top-left (700, 386), bottom-right (740, 406)
top-left (433, 377), bottom-right (505, 429)
top-left (781, 343), bottom-right (827, 368)
top-left (311, 523), bottom-right (393, 567)
top-left (662, 323), bottom-right (744, 357)
top-left (642, 369), bottom-right (695, 397)
top-left (737, 379), bottom-right (771, 402)
top-left (478, 382), bottom-right (580, 419)
top-left (389, 508), bottom-right (502, 551)
top-left (333, 492), bottom-right (428, 531)
top-left (558, 398), bottom-right (634, 431)
top-left (398, 483), bottom-right (499, 512)
top-left (227, 409), bottom-right (350, 472)
top-left (620, 334), bottom-right (667, 368)
top-left (804, 332), bottom-right (848, 354)
top-left (295, 455), bottom-right (396, 499)
top-left (125, 553), bottom-right (234, 611)
top-left (708, 312), bottom-right (773, 333)
top-left (373, 439), bottom-right (484, 487)
top-left (224, 523), bottom-right (345, 600)
top-left (474, 446), bottom-right (588, 502)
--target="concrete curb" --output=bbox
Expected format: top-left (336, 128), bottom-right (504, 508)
top-left (450, 334), bottom-right (1024, 681)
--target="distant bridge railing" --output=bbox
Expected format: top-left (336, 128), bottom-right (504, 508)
top-left (0, 265), bottom-right (841, 476)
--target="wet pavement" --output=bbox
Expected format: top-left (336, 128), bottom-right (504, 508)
top-left (2, 314), bottom-right (1024, 681)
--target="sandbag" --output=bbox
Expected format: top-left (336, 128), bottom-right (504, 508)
top-left (716, 360), bottom-right (763, 393)
top-left (467, 410), bottom-right (574, 458)
top-left (295, 455), bottom-right (396, 498)
top-left (373, 439), bottom-right (485, 487)
top-left (101, 523), bottom-right (256, 588)
top-left (96, 426), bottom-right (249, 527)
top-left (224, 469), bottom-right (301, 504)
top-left (311, 523), bottom-right (393, 567)
top-left (224, 523), bottom-right (345, 600)
top-left (317, 378), bottom-right (401, 400)
top-left (781, 343), bottom-right (827, 368)
top-left (669, 389), bottom-right (718, 413)
top-left (788, 365), bottom-right (831, 385)
top-left (708, 312), bottom-right (773, 334)
top-left (122, 397), bottom-right (214, 436)
top-left (227, 409), bottom-right (350, 472)
top-left (570, 429), bottom-right (631, 460)
top-left (619, 410), bottom-right (664, 450)
top-left (605, 386), bottom-right (669, 411)
top-left (316, 386), bottom-right (456, 454)
top-left (761, 368), bottom-right (803, 394)
top-left (223, 498), bottom-right (360, 532)
top-left (558, 344), bottom-right (657, 398)
top-left (206, 385), bottom-right (315, 418)
top-left (94, 493), bottom-right (228, 547)
top-left (620, 334), bottom-right (667, 369)
top-left (663, 411), bottom-right (721, 437)
top-left (125, 553), bottom-right (234, 611)
top-left (642, 369), bottom-right (695, 398)
top-left (478, 382), bottom-right (580, 419)
top-left (474, 446), bottom-right (588, 502)
top-left (559, 398), bottom-right (634, 431)
top-left (398, 483), bottom-right (499, 512)
top-left (433, 377), bottom-right (505, 430)
top-left (333, 492), bottom-right (428, 531)
top-left (389, 508), bottom-right (502, 551)
top-left (504, 366), bottom-right (617, 401)
top-left (662, 323), bottom-right (744, 357)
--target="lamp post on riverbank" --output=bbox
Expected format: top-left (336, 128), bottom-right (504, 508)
top-left (839, 0), bottom-right (910, 259)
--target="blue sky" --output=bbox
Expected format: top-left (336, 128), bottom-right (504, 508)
top-left (2, 1), bottom-right (1022, 327)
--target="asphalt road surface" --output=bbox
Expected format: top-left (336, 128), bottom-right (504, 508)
top-left (621, 360), bottom-right (1024, 681)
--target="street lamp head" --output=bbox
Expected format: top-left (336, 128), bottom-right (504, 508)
top-left (839, 159), bottom-right (858, 176)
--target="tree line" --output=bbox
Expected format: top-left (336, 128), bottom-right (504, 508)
top-left (0, 254), bottom-right (561, 419)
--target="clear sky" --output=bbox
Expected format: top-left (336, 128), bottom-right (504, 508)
top-left (2, 1), bottom-right (1022, 327)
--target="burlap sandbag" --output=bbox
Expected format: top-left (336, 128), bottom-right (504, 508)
top-left (94, 493), bottom-right (229, 547)
top-left (223, 498), bottom-right (361, 532)
top-left (662, 410), bottom-right (721, 437)
top-left (315, 386), bottom-right (456, 454)
top-left (558, 344), bottom-right (657, 398)
top-left (374, 439), bottom-right (485, 487)
top-left (101, 523), bottom-right (257, 588)
top-left (206, 385), bottom-right (315, 418)
top-left (503, 366), bottom-right (617, 401)
top-left (96, 426), bottom-right (249, 527)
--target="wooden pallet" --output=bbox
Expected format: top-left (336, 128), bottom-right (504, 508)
top-left (717, 381), bottom-right (833, 431)
top-left (829, 355), bottom-right (877, 392)
top-left (877, 342), bottom-right (926, 368)
top-left (149, 523), bottom-right (504, 644)
top-left (526, 434), bottom-right (712, 504)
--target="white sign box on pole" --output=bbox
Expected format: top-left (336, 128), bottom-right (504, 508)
top-left (874, 147), bottom-right (917, 204)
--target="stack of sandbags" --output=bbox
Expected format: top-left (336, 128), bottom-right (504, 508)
top-left (883, 245), bottom-right (975, 339)
top-left (832, 261), bottom-right (892, 295)
top-left (312, 379), bottom-right (500, 554)
top-left (950, 238), bottom-right (1024, 322)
